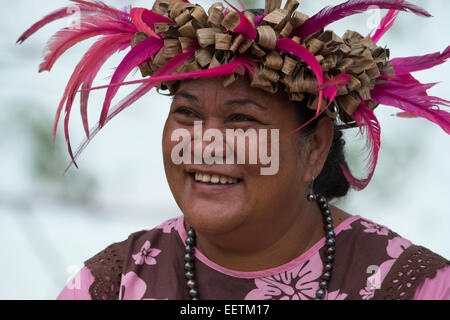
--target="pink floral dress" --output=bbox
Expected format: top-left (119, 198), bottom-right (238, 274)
top-left (57, 215), bottom-right (449, 300)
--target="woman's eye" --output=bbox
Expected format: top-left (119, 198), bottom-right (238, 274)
top-left (230, 114), bottom-right (254, 122)
top-left (174, 107), bottom-right (197, 118)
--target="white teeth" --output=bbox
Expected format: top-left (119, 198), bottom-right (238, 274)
top-left (202, 174), bottom-right (211, 183)
top-left (194, 172), bottom-right (238, 184)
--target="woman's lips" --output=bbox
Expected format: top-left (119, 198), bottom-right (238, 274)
top-left (187, 172), bottom-right (243, 192)
top-left (193, 172), bottom-right (239, 184)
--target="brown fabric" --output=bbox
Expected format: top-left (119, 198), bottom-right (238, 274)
top-left (83, 217), bottom-right (448, 300)
top-left (373, 245), bottom-right (450, 300)
top-left (84, 241), bottom-right (126, 300)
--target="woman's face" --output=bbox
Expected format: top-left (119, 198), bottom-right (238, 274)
top-left (162, 76), bottom-right (320, 238)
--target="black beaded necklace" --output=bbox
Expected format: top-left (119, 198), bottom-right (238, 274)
top-left (183, 193), bottom-right (336, 300)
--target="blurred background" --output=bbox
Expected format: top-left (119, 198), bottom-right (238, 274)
top-left (0, 0), bottom-right (448, 299)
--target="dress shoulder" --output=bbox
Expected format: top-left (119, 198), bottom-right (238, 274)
top-left (82, 216), bottom-right (180, 300)
top-left (373, 244), bottom-right (450, 300)
top-left (330, 216), bottom-right (449, 300)
top-left (83, 237), bottom-right (128, 300)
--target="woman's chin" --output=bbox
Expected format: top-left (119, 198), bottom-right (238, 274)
top-left (182, 202), bottom-right (246, 235)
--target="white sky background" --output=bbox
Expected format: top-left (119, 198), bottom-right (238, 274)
top-left (0, 0), bottom-right (448, 299)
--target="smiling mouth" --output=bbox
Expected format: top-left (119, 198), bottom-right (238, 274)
top-left (189, 172), bottom-right (243, 185)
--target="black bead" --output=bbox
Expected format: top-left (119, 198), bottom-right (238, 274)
top-left (184, 262), bottom-right (194, 271)
top-left (324, 216), bottom-right (333, 224)
top-left (185, 245), bottom-right (194, 253)
top-left (326, 247), bottom-right (335, 255)
top-left (315, 289), bottom-right (325, 298)
top-left (321, 271), bottom-right (331, 281)
top-left (189, 288), bottom-right (199, 298)
top-left (324, 263), bottom-right (333, 272)
top-left (319, 281), bottom-right (328, 289)
top-left (307, 193), bottom-right (316, 202)
top-left (185, 271), bottom-right (195, 280)
top-left (321, 209), bottom-right (331, 217)
top-left (326, 254), bottom-right (334, 263)
top-left (317, 196), bottom-right (326, 205)
top-left (184, 253), bottom-right (194, 262)
top-left (324, 223), bottom-right (334, 231)
top-left (326, 230), bottom-right (335, 239)
top-left (187, 228), bottom-right (196, 238)
top-left (326, 238), bottom-right (335, 246)
top-left (186, 237), bottom-right (195, 246)
top-left (320, 203), bottom-right (329, 211)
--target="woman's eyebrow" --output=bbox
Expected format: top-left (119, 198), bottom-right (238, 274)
top-left (224, 98), bottom-right (268, 110)
top-left (173, 92), bottom-right (267, 110)
top-left (173, 91), bottom-right (198, 102)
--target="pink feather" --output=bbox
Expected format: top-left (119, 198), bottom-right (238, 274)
top-left (130, 8), bottom-right (167, 39)
top-left (64, 48), bottom-right (197, 172)
top-left (390, 46), bottom-right (450, 75)
top-left (52, 34), bottom-right (132, 139)
top-left (69, 0), bottom-right (124, 15)
top-left (99, 37), bottom-right (164, 127)
top-left (85, 55), bottom-right (256, 92)
top-left (276, 38), bottom-right (324, 116)
top-left (281, 74), bottom-right (350, 139)
top-left (315, 74), bottom-right (351, 91)
top-left (140, 8), bottom-right (173, 28)
top-left (292, 0), bottom-right (431, 40)
top-left (371, 87), bottom-right (450, 134)
top-left (223, 0), bottom-right (256, 39)
top-left (54, 34), bottom-right (134, 166)
top-left (254, 15), bottom-right (266, 26)
top-left (324, 75), bottom-right (351, 110)
top-left (38, 14), bottom-right (136, 72)
top-left (394, 111), bottom-right (417, 118)
top-left (236, 0), bottom-right (246, 11)
top-left (376, 77), bottom-right (438, 96)
top-left (340, 98), bottom-right (381, 190)
top-left (80, 40), bottom-right (131, 138)
top-left (370, 0), bottom-right (405, 43)
top-left (372, 47), bottom-right (450, 134)
top-left (17, 7), bottom-right (76, 44)
top-left (17, 1), bottom-right (129, 44)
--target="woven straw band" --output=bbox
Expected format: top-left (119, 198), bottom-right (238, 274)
top-left (130, 0), bottom-right (394, 125)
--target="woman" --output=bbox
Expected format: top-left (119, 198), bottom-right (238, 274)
top-left (19, 0), bottom-right (449, 300)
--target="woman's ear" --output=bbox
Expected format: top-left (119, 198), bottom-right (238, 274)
top-left (302, 117), bottom-right (334, 183)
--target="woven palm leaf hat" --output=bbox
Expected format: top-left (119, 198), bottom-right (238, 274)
top-left (18, 0), bottom-right (450, 191)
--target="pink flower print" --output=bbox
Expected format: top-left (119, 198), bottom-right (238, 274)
top-left (132, 240), bottom-right (161, 265)
top-left (340, 221), bottom-right (353, 232)
top-left (120, 272), bottom-right (147, 300)
top-left (359, 236), bottom-right (411, 300)
top-left (156, 218), bottom-right (178, 234)
top-left (359, 287), bottom-right (375, 300)
top-left (360, 220), bottom-right (389, 236)
top-left (386, 236), bottom-right (411, 259)
top-left (245, 253), bottom-right (323, 300)
top-left (325, 289), bottom-right (348, 300)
